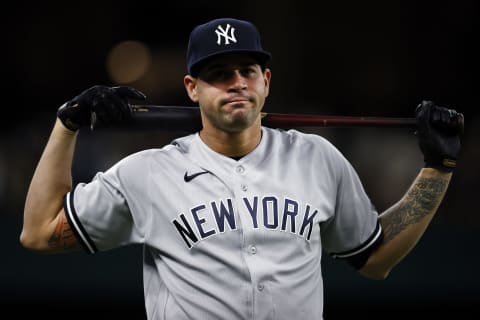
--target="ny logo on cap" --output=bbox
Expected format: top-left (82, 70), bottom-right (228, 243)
top-left (215, 24), bottom-right (237, 45)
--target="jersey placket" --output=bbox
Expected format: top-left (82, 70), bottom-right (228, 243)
top-left (189, 131), bottom-right (275, 319)
top-left (231, 161), bottom-right (274, 320)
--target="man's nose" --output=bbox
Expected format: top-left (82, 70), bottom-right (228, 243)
top-left (229, 70), bottom-right (247, 90)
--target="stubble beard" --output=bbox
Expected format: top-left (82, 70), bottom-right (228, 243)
top-left (223, 108), bottom-right (259, 132)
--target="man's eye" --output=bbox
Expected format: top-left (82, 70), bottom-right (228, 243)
top-left (241, 67), bottom-right (256, 76)
top-left (214, 70), bottom-right (228, 77)
top-left (208, 70), bottom-right (229, 80)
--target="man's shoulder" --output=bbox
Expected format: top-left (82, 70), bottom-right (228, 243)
top-left (263, 126), bottom-right (334, 148)
top-left (118, 133), bottom-right (197, 164)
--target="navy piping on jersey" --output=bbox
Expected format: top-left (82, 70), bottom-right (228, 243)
top-left (63, 191), bottom-right (98, 254)
top-left (330, 220), bottom-right (383, 259)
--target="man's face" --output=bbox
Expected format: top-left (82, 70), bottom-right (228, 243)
top-left (184, 54), bottom-right (271, 133)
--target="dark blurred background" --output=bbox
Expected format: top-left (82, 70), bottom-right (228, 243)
top-left (2, 1), bottom-right (479, 319)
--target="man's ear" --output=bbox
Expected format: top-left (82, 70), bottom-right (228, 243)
top-left (264, 68), bottom-right (271, 97)
top-left (184, 75), bottom-right (198, 102)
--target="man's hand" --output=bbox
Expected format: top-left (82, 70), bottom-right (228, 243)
top-left (57, 85), bottom-right (147, 131)
top-left (415, 100), bottom-right (462, 171)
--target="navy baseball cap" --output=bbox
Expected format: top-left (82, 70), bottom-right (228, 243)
top-left (186, 18), bottom-right (272, 76)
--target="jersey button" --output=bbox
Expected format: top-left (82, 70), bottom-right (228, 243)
top-left (248, 245), bottom-right (257, 254)
top-left (257, 283), bottom-right (264, 291)
top-left (240, 184), bottom-right (248, 191)
top-left (235, 165), bottom-right (245, 174)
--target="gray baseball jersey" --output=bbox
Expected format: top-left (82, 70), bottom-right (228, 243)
top-left (64, 126), bottom-right (382, 320)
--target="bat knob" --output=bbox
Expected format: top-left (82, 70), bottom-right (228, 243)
top-left (457, 113), bottom-right (465, 134)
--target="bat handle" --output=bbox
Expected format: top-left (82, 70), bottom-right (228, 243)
top-left (128, 105), bottom-right (202, 132)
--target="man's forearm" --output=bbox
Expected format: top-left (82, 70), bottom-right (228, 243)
top-left (381, 168), bottom-right (451, 243)
top-left (21, 119), bottom-right (78, 249)
top-left (360, 168), bottom-right (452, 279)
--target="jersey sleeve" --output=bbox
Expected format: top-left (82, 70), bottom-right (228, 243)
top-left (320, 145), bottom-right (383, 269)
top-left (64, 157), bottom-right (146, 254)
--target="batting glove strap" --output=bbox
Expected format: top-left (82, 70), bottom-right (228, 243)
top-left (57, 101), bottom-right (87, 131)
top-left (424, 158), bottom-right (457, 172)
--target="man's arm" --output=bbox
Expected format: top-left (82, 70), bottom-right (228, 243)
top-left (359, 101), bottom-right (462, 279)
top-left (20, 85), bottom-right (146, 253)
top-left (20, 119), bottom-right (81, 253)
top-left (359, 168), bottom-right (450, 279)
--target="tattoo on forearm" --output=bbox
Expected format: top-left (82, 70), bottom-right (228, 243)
top-left (48, 213), bottom-right (78, 251)
top-left (381, 176), bottom-right (449, 243)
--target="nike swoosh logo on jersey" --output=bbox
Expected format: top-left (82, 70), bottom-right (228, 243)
top-left (184, 171), bottom-right (209, 182)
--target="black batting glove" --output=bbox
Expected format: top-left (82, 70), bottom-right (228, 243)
top-left (57, 85), bottom-right (147, 131)
top-left (415, 100), bottom-right (462, 172)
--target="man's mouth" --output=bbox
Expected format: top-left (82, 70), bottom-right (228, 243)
top-left (223, 96), bottom-right (251, 106)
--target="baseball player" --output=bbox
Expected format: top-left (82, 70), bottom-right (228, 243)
top-left (21, 18), bottom-right (462, 319)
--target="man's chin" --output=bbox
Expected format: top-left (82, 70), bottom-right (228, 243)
top-left (222, 114), bottom-right (257, 132)
top-left (222, 120), bottom-right (250, 132)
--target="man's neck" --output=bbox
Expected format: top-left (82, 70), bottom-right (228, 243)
top-left (199, 119), bottom-right (262, 158)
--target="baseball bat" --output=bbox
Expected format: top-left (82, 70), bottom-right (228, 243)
top-left (104, 105), bottom-right (464, 133)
